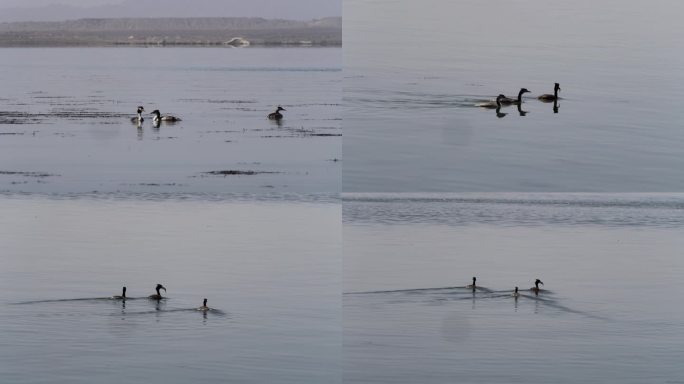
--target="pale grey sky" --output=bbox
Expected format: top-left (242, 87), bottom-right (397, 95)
top-left (0, 0), bottom-right (340, 22)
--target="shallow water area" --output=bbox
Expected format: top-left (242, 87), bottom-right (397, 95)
top-left (0, 196), bottom-right (341, 384)
top-left (343, 193), bottom-right (684, 383)
top-left (0, 47), bottom-right (341, 194)
top-left (343, 0), bottom-right (684, 192)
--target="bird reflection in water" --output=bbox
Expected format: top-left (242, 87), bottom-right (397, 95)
top-left (495, 106), bottom-right (507, 118)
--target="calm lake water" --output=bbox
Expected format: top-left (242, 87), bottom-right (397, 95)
top-left (0, 47), bottom-right (341, 194)
top-left (0, 195), bottom-right (340, 384)
top-left (0, 46), bottom-right (341, 383)
top-left (343, 0), bottom-right (684, 192)
top-left (344, 193), bottom-right (684, 383)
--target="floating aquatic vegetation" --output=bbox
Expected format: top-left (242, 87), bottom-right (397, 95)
top-left (200, 170), bottom-right (279, 176)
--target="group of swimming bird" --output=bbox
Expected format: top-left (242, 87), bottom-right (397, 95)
top-left (113, 283), bottom-right (211, 312)
top-left (130, 106), bottom-right (182, 125)
top-left (467, 277), bottom-right (545, 297)
top-left (129, 105), bottom-right (286, 125)
top-left (476, 83), bottom-right (561, 116)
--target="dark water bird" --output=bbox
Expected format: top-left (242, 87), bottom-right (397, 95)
top-left (532, 279), bottom-right (544, 295)
top-left (113, 286), bottom-right (126, 300)
top-left (500, 88), bottom-right (531, 106)
top-left (268, 106), bottom-right (286, 120)
top-left (538, 83), bottom-right (561, 102)
top-left (198, 298), bottom-right (209, 311)
top-left (466, 276), bottom-right (477, 291)
top-left (513, 286), bottom-right (520, 298)
top-left (477, 94), bottom-right (506, 109)
top-left (148, 283), bottom-right (166, 300)
top-left (130, 106), bottom-right (145, 123)
top-left (150, 109), bottom-right (181, 122)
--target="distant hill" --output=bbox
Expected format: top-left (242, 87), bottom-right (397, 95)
top-left (0, 17), bottom-right (342, 46)
top-left (0, 0), bottom-right (341, 23)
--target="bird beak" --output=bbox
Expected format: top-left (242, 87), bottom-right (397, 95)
top-left (161, 286), bottom-right (166, 291)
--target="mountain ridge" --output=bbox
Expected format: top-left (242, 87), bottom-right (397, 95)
top-left (0, 0), bottom-right (340, 22)
top-left (0, 17), bottom-right (341, 46)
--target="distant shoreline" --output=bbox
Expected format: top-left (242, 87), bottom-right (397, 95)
top-left (0, 17), bottom-right (341, 47)
top-left (0, 42), bottom-right (341, 48)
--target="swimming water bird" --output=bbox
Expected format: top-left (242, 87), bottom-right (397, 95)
top-left (198, 298), bottom-right (209, 311)
top-left (513, 286), bottom-right (519, 298)
top-left (476, 94), bottom-right (506, 109)
top-left (150, 109), bottom-right (182, 122)
top-left (113, 286), bottom-right (126, 300)
top-left (130, 106), bottom-right (145, 123)
top-left (538, 83), bottom-right (561, 102)
top-left (268, 106), bottom-right (286, 120)
top-left (466, 276), bottom-right (477, 291)
top-left (148, 283), bottom-right (166, 300)
top-left (501, 88), bottom-right (531, 106)
top-left (532, 279), bottom-right (544, 295)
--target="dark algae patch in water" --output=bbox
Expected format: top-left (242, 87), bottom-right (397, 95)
top-left (200, 170), bottom-right (280, 176)
top-left (0, 111), bottom-right (41, 124)
top-left (261, 128), bottom-right (342, 138)
top-left (0, 171), bottom-right (59, 178)
top-left (1, 110), bottom-right (128, 124)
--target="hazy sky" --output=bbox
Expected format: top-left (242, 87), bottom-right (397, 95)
top-left (0, 0), bottom-right (341, 22)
